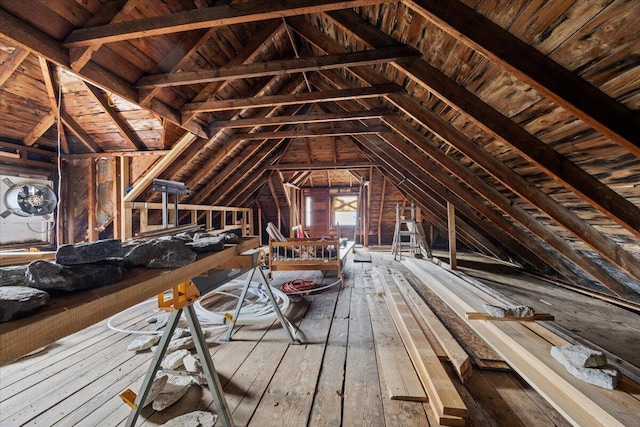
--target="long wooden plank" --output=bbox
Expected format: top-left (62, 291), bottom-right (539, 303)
top-left (137, 46), bottom-right (419, 88)
top-left (403, 258), bottom-right (640, 427)
top-left (391, 271), bottom-right (472, 383)
top-left (210, 109), bottom-right (388, 130)
top-left (0, 237), bottom-right (259, 365)
top-left (366, 280), bottom-right (427, 401)
top-left (122, 132), bottom-right (197, 202)
top-left (375, 268), bottom-right (467, 420)
top-left (402, 0), bottom-right (640, 157)
top-left (0, 46), bottom-right (30, 87)
top-left (63, 0), bottom-right (396, 47)
top-left (181, 83), bottom-right (403, 114)
top-left (232, 125), bottom-right (388, 140)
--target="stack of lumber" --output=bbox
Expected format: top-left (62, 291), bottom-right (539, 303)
top-left (373, 267), bottom-right (469, 426)
top-left (403, 258), bottom-right (640, 427)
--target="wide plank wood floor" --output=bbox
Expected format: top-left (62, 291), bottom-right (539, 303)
top-left (0, 253), bottom-right (589, 426)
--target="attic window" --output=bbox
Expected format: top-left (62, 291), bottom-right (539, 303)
top-left (333, 195), bottom-right (357, 227)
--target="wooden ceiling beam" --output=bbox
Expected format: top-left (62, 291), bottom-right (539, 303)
top-left (268, 161), bottom-right (377, 170)
top-left (68, 0), bottom-right (135, 71)
top-left (63, 0), bottom-right (396, 47)
top-left (209, 108), bottom-right (389, 130)
top-left (231, 125), bottom-right (388, 140)
top-left (82, 82), bottom-right (146, 151)
top-left (137, 45), bottom-right (419, 88)
top-left (181, 83), bottom-right (403, 114)
top-left (37, 57), bottom-right (69, 153)
top-left (401, 0), bottom-right (640, 157)
top-left (123, 132), bottom-right (198, 202)
top-left (325, 10), bottom-right (640, 240)
top-left (0, 46), bottom-right (29, 87)
top-left (61, 111), bottom-right (103, 153)
top-left (0, 10), bottom-right (208, 139)
top-left (23, 114), bottom-right (56, 147)
top-left (180, 20), bottom-right (284, 124)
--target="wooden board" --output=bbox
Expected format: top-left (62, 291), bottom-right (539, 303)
top-left (0, 237), bottom-right (259, 365)
top-left (375, 267), bottom-right (467, 422)
top-left (403, 258), bottom-right (640, 427)
top-left (391, 270), bottom-right (472, 383)
top-left (365, 279), bottom-right (427, 401)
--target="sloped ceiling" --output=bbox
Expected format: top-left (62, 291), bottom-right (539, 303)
top-left (0, 0), bottom-right (638, 300)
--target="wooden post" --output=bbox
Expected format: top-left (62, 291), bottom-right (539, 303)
top-left (112, 158), bottom-right (120, 240)
top-left (87, 159), bottom-right (98, 241)
top-left (447, 202), bottom-right (457, 270)
top-left (378, 175), bottom-right (386, 245)
top-left (120, 157), bottom-right (131, 241)
top-left (65, 161), bottom-right (76, 244)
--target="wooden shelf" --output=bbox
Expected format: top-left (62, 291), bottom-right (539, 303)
top-left (0, 237), bottom-right (259, 365)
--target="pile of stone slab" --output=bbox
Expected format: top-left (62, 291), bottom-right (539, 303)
top-left (0, 229), bottom-right (242, 322)
top-left (127, 315), bottom-right (222, 412)
top-left (551, 344), bottom-right (621, 389)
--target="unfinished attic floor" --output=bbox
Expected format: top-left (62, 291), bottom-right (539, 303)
top-left (4, 252), bottom-right (638, 427)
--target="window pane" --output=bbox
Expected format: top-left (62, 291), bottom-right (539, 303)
top-left (305, 196), bottom-right (312, 226)
top-left (334, 210), bottom-right (357, 226)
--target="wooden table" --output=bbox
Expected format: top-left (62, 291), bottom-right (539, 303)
top-left (0, 237), bottom-right (259, 365)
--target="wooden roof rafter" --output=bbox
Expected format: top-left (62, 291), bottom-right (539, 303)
top-left (400, 0), bottom-right (640, 158)
top-left (324, 9), bottom-right (640, 240)
top-left (81, 81), bottom-right (146, 151)
top-left (0, 46), bottom-right (29, 87)
top-left (62, 0), bottom-right (397, 47)
top-left (0, 11), bottom-right (209, 139)
top-left (313, 70), bottom-right (638, 298)
top-left (35, 57), bottom-right (69, 153)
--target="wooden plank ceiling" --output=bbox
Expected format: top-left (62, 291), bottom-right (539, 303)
top-left (0, 0), bottom-right (638, 299)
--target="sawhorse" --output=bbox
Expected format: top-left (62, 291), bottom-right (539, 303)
top-left (122, 266), bottom-right (298, 427)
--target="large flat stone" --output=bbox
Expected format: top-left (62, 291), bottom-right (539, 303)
top-left (152, 375), bottom-right (195, 411)
top-left (124, 239), bottom-right (196, 269)
top-left (551, 344), bottom-right (607, 368)
top-left (161, 349), bottom-right (190, 370)
top-left (55, 239), bottom-right (123, 265)
top-left (25, 260), bottom-right (126, 292)
top-left (127, 334), bottom-right (160, 352)
top-left (0, 265), bottom-right (28, 287)
top-left (566, 364), bottom-right (621, 389)
top-left (483, 303), bottom-right (535, 318)
top-left (0, 286), bottom-right (50, 322)
top-left (160, 411), bottom-right (216, 426)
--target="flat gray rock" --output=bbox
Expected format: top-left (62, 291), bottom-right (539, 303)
top-left (152, 375), bottom-right (195, 411)
top-left (185, 236), bottom-right (225, 253)
top-left (183, 353), bottom-right (201, 373)
top-left (483, 303), bottom-right (535, 318)
top-left (0, 265), bottom-right (28, 287)
top-left (160, 411), bottom-right (216, 427)
top-left (0, 286), bottom-right (50, 322)
top-left (161, 349), bottom-right (190, 370)
top-left (144, 374), bottom-right (169, 407)
top-left (124, 239), bottom-right (196, 269)
top-left (55, 239), bottom-right (123, 265)
top-left (172, 328), bottom-right (191, 340)
top-left (25, 260), bottom-right (126, 292)
top-left (551, 344), bottom-right (607, 368)
top-left (127, 334), bottom-right (160, 352)
top-left (167, 336), bottom-right (195, 353)
top-left (566, 364), bottom-right (621, 389)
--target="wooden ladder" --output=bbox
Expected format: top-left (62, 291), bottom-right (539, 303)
top-left (392, 201), bottom-right (421, 260)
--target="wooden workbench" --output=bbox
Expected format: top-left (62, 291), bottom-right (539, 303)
top-left (0, 237), bottom-right (260, 365)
